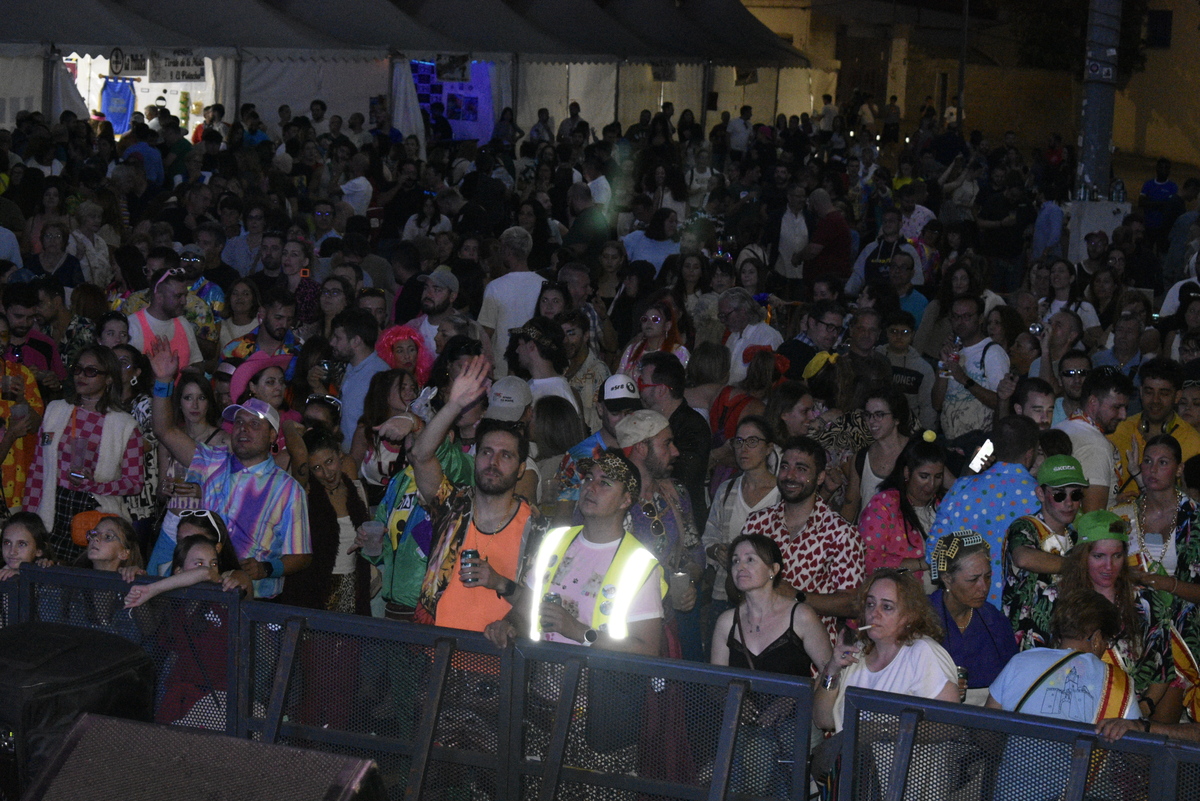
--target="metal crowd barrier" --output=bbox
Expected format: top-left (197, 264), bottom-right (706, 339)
top-left (12, 565), bottom-right (1200, 800)
top-left (839, 686), bottom-right (1200, 801)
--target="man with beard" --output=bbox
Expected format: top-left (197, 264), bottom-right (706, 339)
top-left (618, 409), bottom-right (705, 660)
top-left (248, 231), bottom-right (285, 298)
top-left (407, 265), bottom-right (457, 355)
top-left (3, 281), bottom-right (62, 399)
top-left (149, 337), bottom-right (310, 599)
top-left (934, 295), bottom-right (1008, 444)
top-left (1054, 368), bottom-right (1134, 512)
top-left (410, 355), bottom-right (544, 630)
top-left (128, 264), bottom-right (204, 371)
top-left (329, 308), bottom-right (388, 450)
top-left (557, 308), bottom-right (610, 434)
top-left (637, 351), bottom-right (710, 529)
top-left (743, 436), bottom-right (865, 640)
top-left (221, 286), bottom-right (299, 359)
top-left (1108, 358), bottom-right (1200, 492)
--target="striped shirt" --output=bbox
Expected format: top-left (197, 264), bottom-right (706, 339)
top-left (189, 442), bottom-right (311, 598)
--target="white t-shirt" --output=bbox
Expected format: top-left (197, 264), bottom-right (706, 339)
top-left (587, 176), bottom-right (612, 209)
top-left (703, 475), bottom-right (781, 600)
top-left (1042, 298), bottom-right (1101, 331)
top-left (832, 636), bottom-right (957, 732)
top-left (478, 271), bottom-right (546, 376)
top-left (940, 337), bottom-right (1008, 440)
top-left (128, 309), bottom-right (203, 367)
top-left (726, 320), bottom-right (784, 384)
top-left (409, 313), bottom-right (439, 355)
top-left (529, 376), bottom-right (581, 414)
top-left (989, 648), bottom-right (1139, 721)
top-left (523, 533), bottom-right (664, 644)
top-left (1053, 417), bottom-right (1118, 498)
top-left (340, 176), bottom-right (372, 216)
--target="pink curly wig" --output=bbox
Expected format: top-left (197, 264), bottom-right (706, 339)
top-left (376, 324), bottom-right (433, 386)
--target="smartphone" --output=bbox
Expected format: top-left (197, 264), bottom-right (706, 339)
top-left (968, 439), bottom-right (994, 473)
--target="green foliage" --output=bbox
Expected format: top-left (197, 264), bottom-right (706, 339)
top-left (998, 0), bottom-right (1148, 85)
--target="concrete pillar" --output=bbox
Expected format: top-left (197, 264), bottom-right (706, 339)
top-left (886, 24), bottom-right (911, 113)
top-left (1078, 0), bottom-right (1122, 194)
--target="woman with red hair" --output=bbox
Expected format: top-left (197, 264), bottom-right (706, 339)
top-left (376, 325), bottom-right (433, 387)
top-left (616, 297), bottom-right (690, 377)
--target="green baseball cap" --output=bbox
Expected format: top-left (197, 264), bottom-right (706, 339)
top-left (1036, 455), bottom-right (1087, 488)
top-left (1074, 510), bottom-right (1129, 544)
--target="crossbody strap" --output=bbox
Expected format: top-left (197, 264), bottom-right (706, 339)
top-left (1015, 651), bottom-right (1084, 713)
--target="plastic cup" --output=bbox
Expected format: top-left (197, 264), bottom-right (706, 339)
top-left (1, 375), bottom-right (21, 402)
top-left (669, 571), bottom-right (692, 597)
top-left (360, 521), bottom-right (387, 557)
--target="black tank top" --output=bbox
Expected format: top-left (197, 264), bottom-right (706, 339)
top-left (728, 603), bottom-right (813, 677)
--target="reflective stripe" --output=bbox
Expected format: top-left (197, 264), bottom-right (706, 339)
top-left (606, 547), bottom-right (657, 640)
top-left (529, 526), bottom-right (573, 641)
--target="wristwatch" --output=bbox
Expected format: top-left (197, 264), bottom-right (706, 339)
top-left (261, 560), bottom-right (274, 577)
top-left (963, 377), bottom-right (977, 390)
top-left (496, 578), bottom-right (517, 598)
top-left (583, 628), bottom-right (599, 644)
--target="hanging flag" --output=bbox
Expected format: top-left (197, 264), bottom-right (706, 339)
top-left (101, 77), bottom-right (136, 135)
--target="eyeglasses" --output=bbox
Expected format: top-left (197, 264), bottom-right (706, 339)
top-left (887, 327), bottom-right (912, 336)
top-left (863, 410), bottom-right (893, 422)
top-left (812, 318), bottom-right (842, 333)
top-left (636, 377), bottom-right (665, 393)
top-left (181, 255), bottom-right (203, 265)
top-left (731, 435), bottom-right (764, 449)
top-left (1060, 369), bottom-right (1089, 378)
top-left (86, 529), bottom-right (120, 543)
top-left (321, 288), bottom-right (344, 297)
top-left (178, 509), bottom-right (224, 543)
top-left (306, 394), bottom-right (342, 408)
top-left (314, 211), bottom-right (332, 217)
top-left (1049, 488), bottom-right (1085, 503)
top-left (640, 314), bottom-right (664, 325)
top-left (72, 364), bottom-right (108, 378)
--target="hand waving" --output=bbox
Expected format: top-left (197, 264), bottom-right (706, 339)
top-left (447, 355), bottom-right (491, 410)
top-left (147, 335), bottom-right (179, 381)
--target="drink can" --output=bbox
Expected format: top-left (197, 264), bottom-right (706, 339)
top-left (957, 666), bottom-right (968, 702)
top-left (461, 549), bottom-right (480, 584)
top-left (543, 592), bottom-right (562, 606)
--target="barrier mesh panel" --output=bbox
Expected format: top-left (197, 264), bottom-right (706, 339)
top-left (517, 660), bottom-right (802, 800)
top-left (29, 582), bottom-right (234, 732)
top-left (0, 580), bottom-right (15, 629)
top-left (1180, 761), bottom-right (1200, 798)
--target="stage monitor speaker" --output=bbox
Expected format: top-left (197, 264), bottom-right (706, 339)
top-left (0, 622), bottom-right (155, 800)
top-left (22, 714), bottom-right (387, 801)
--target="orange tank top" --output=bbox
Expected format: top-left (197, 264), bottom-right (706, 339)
top-left (434, 501), bottom-right (531, 633)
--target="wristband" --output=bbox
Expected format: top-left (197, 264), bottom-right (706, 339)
top-left (152, 380), bottom-right (174, 398)
top-left (268, 556), bottom-right (285, 578)
top-left (1143, 719), bottom-right (1151, 733)
top-left (963, 378), bottom-right (977, 390)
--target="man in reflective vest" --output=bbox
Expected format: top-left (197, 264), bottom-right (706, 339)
top-left (484, 448), bottom-right (666, 657)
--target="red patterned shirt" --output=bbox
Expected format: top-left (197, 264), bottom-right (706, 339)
top-left (744, 495), bottom-right (865, 638)
top-left (25, 406), bottom-right (145, 512)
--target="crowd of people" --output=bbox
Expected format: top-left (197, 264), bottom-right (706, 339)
top-left (4, 89), bottom-right (1200, 790)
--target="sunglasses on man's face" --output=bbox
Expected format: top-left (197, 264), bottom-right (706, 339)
top-left (1049, 488), bottom-right (1085, 503)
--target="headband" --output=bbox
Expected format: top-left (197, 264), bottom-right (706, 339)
top-left (508, 323), bottom-right (556, 350)
top-left (929, 529), bottom-right (984, 582)
top-left (577, 447), bottom-right (640, 500)
top-left (742, 344), bottom-right (791, 377)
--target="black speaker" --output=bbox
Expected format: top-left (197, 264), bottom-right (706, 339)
top-left (23, 714), bottom-right (387, 801)
top-left (0, 622), bottom-right (155, 800)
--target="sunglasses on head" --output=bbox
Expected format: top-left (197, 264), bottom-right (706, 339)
top-left (178, 509), bottom-right (224, 543)
top-left (154, 266), bottom-right (188, 290)
top-left (1048, 488), bottom-right (1085, 503)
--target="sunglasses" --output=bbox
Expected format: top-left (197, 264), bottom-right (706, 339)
top-left (178, 509), bottom-right (224, 542)
top-left (306, 394), bottom-right (342, 408)
top-left (154, 266), bottom-right (188, 290)
top-left (640, 314), bottom-right (665, 325)
top-left (641, 501), bottom-right (666, 539)
top-left (72, 364), bottom-right (108, 378)
top-left (1060, 369), bottom-right (1089, 378)
top-left (636, 377), bottom-right (665, 393)
top-left (1049, 488), bottom-right (1085, 503)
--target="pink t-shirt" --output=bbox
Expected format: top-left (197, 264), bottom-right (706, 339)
top-left (525, 533), bottom-right (664, 644)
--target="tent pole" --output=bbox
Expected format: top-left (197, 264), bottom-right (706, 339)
top-left (387, 52), bottom-right (396, 132)
top-left (512, 53), bottom-right (519, 123)
top-left (614, 62), bottom-right (621, 128)
top-left (42, 46), bottom-right (56, 118)
top-left (773, 67), bottom-right (781, 124)
top-left (233, 48), bottom-right (243, 122)
top-left (700, 61), bottom-right (711, 133)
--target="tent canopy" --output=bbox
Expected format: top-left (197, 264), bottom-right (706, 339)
top-left (676, 0), bottom-right (809, 68)
top-left (394, 0), bottom-right (571, 58)
top-left (507, 0), bottom-right (664, 62)
top-left (3, 0), bottom-right (198, 55)
top-left (115, 0), bottom-right (348, 49)
top-left (267, 0), bottom-right (461, 53)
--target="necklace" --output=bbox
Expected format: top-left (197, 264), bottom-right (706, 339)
top-left (1136, 489), bottom-right (1181, 570)
top-left (956, 608), bottom-right (973, 633)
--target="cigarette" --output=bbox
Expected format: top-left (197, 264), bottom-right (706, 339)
top-left (857, 625), bottom-right (874, 631)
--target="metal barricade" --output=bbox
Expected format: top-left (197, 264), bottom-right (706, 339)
top-left (839, 686), bottom-right (1200, 801)
top-left (15, 565), bottom-right (242, 735)
top-left (0, 573), bottom-right (17, 628)
top-left (509, 638), bottom-right (813, 801)
top-left (237, 601), bottom-right (513, 801)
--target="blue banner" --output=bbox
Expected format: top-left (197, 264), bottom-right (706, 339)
top-left (101, 77), bottom-right (137, 135)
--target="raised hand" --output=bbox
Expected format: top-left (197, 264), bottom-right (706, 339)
top-left (148, 335), bottom-right (179, 381)
top-left (447, 355), bottom-right (491, 410)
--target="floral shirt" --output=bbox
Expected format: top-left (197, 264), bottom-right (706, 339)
top-left (566, 351), bottom-right (610, 435)
top-left (1002, 515), bottom-right (1076, 651)
top-left (744, 495), bottom-right (865, 639)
